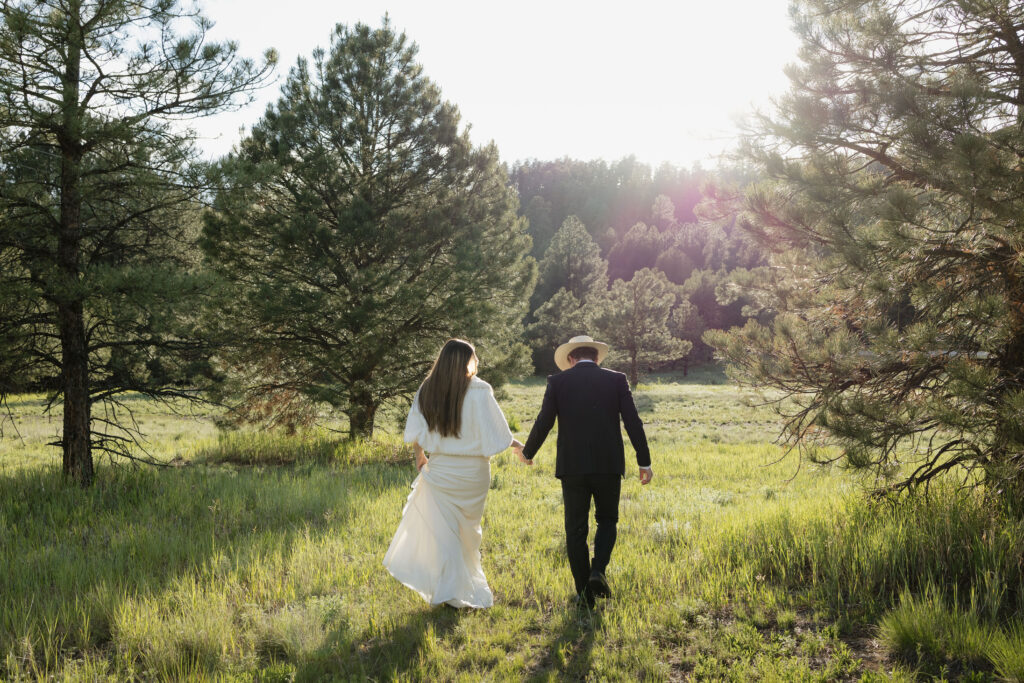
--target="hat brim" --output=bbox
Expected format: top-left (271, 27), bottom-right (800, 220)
top-left (554, 340), bottom-right (609, 371)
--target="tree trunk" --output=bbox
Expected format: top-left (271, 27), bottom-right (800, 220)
top-left (348, 396), bottom-right (377, 440)
top-left (58, 3), bottom-right (93, 486)
top-left (59, 302), bottom-right (92, 486)
top-left (629, 350), bottom-right (639, 388)
top-left (992, 349), bottom-right (1024, 515)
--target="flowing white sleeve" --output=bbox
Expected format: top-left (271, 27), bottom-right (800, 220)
top-left (476, 385), bottom-right (513, 457)
top-left (404, 390), bottom-right (429, 445)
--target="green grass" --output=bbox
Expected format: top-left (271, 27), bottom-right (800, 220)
top-left (1, 369), bottom-right (1022, 680)
top-left (880, 589), bottom-right (994, 677)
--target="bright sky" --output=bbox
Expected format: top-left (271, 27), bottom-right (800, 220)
top-left (194, 0), bottom-right (800, 168)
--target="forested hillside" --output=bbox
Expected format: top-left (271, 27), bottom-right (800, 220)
top-left (511, 159), bottom-right (767, 375)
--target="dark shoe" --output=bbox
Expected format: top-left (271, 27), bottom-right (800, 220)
top-left (588, 571), bottom-right (611, 599)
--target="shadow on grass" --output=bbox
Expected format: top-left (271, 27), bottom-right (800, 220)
top-left (296, 605), bottom-right (462, 681)
top-left (0, 459), bottom-right (412, 676)
top-left (651, 364), bottom-right (729, 385)
top-left (634, 394), bottom-right (654, 413)
top-left (526, 602), bottom-right (602, 681)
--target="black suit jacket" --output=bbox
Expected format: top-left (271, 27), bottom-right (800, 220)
top-left (522, 362), bottom-right (651, 477)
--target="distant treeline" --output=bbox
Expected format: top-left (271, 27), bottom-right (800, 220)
top-left (509, 158), bottom-right (767, 375)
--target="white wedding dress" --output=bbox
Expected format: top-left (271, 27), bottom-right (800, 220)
top-left (383, 376), bottom-right (513, 608)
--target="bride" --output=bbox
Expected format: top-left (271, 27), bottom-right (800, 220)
top-left (383, 338), bottom-right (524, 608)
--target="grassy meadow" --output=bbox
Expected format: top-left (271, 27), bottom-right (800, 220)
top-left (2, 367), bottom-right (1024, 681)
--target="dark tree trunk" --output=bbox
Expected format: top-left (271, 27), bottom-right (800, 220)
top-left (59, 301), bottom-right (92, 486)
top-left (58, 4), bottom-right (93, 486)
top-left (348, 396), bottom-right (377, 440)
top-left (991, 326), bottom-right (1024, 515)
top-left (629, 350), bottom-right (639, 388)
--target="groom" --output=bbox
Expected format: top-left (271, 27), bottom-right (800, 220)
top-left (514, 335), bottom-right (653, 608)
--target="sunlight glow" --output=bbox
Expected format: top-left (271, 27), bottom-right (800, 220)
top-left (194, 0), bottom-right (800, 167)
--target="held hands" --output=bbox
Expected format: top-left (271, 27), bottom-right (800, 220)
top-left (639, 467), bottom-right (653, 485)
top-left (511, 440), bottom-right (533, 466)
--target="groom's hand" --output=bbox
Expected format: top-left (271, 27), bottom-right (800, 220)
top-left (639, 467), bottom-right (653, 485)
top-left (513, 446), bottom-right (533, 466)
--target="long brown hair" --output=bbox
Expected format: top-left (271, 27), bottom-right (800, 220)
top-left (418, 339), bottom-right (478, 437)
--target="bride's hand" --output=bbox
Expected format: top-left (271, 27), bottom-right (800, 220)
top-left (414, 445), bottom-right (427, 471)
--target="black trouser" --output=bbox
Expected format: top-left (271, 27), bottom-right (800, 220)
top-left (560, 473), bottom-right (622, 595)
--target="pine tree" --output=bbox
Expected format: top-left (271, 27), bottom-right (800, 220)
top-left (606, 222), bottom-right (665, 283)
top-left (203, 20), bottom-right (534, 439)
top-left (670, 298), bottom-right (705, 375)
top-left (654, 244), bottom-right (697, 286)
top-left (650, 194), bottom-right (677, 232)
top-left (592, 268), bottom-right (691, 386)
top-left (527, 215), bottom-right (608, 372)
top-left (682, 269), bottom-right (746, 332)
top-left (705, 0), bottom-right (1024, 509)
top-left (0, 1), bottom-right (273, 484)
top-left (527, 288), bottom-right (593, 373)
top-left (531, 215), bottom-right (608, 308)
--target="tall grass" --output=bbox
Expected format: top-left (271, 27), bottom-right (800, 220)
top-left (990, 622), bottom-right (1024, 682)
top-left (880, 589), bottom-right (993, 677)
top-left (190, 429), bottom-right (409, 467)
top-left (2, 374), bottom-right (1022, 679)
top-left (701, 489), bottom-right (1024, 620)
top-left (1, 461), bottom-right (406, 679)
top-left (879, 589), bottom-right (1024, 680)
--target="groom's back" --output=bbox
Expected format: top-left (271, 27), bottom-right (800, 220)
top-left (547, 364), bottom-right (634, 477)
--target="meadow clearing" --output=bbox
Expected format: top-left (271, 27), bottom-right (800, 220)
top-left (2, 368), bottom-right (1024, 681)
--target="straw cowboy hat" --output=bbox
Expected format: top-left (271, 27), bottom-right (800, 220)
top-left (554, 335), bottom-right (610, 371)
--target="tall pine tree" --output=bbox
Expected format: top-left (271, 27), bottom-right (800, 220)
top-left (0, 1), bottom-right (273, 484)
top-left (203, 21), bottom-right (534, 439)
top-left (706, 0), bottom-right (1024, 508)
top-left (531, 215), bottom-right (607, 308)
